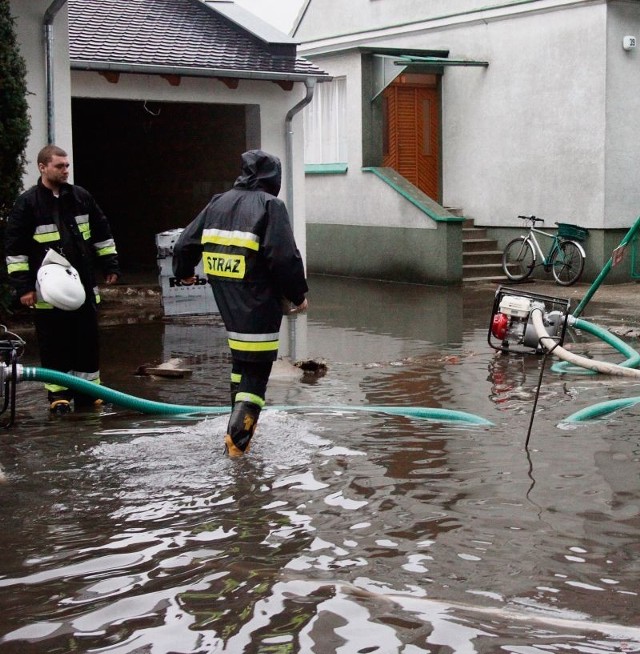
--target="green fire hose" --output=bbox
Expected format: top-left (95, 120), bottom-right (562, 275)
top-left (15, 365), bottom-right (493, 426)
top-left (562, 397), bottom-right (640, 423)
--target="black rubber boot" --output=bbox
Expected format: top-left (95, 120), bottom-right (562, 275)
top-left (49, 391), bottom-right (72, 415)
top-left (230, 381), bottom-right (240, 410)
top-left (224, 401), bottom-right (261, 457)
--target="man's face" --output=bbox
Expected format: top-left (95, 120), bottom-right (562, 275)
top-left (39, 155), bottom-right (70, 189)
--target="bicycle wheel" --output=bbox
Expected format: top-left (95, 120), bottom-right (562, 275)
top-left (551, 240), bottom-right (584, 286)
top-left (502, 237), bottom-right (535, 281)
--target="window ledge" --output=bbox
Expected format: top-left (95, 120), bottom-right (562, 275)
top-left (305, 163), bottom-right (348, 175)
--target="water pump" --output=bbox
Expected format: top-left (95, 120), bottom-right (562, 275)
top-left (488, 286), bottom-right (570, 354)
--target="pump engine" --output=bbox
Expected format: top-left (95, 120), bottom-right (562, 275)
top-left (488, 286), bottom-right (570, 354)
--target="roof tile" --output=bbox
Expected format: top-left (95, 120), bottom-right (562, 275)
top-left (68, 0), bottom-right (328, 79)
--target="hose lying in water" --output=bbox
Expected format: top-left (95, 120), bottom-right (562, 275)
top-left (531, 310), bottom-right (640, 379)
top-left (530, 310), bottom-right (640, 423)
top-left (562, 396), bottom-right (640, 423)
top-left (551, 316), bottom-right (640, 375)
top-left (15, 365), bottom-right (493, 425)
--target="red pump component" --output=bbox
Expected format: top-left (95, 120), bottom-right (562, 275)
top-left (491, 312), bottom-right (509, 340)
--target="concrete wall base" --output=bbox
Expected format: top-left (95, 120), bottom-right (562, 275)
top-left (307, 222), bottom-right (463, 285)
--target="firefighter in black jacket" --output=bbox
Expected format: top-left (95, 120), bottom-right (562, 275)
top-left (5, 145), bottom-right (120, 414)
top-left (173, 150), bottom-right (308, 456)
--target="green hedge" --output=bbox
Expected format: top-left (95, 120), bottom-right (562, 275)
top-left (0, 1), bottom-right (31, 316)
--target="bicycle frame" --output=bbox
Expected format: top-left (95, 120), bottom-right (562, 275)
top-left (525, 226), bottom-right (562, 266)
top-left (503, 215), bottom-right (587, 286)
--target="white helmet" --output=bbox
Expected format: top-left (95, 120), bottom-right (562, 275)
top-left (36, 250), bottom-right (86, 311)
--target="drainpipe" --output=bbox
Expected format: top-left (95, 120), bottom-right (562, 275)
top-left (284, 77), bottom-right (316, 227)
top-left (44, 0), bottom-right (68, 144)
top-left (284, 77), bottom-right (316, 362)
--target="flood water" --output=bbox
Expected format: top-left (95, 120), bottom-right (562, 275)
top-left (1, 275), bottom-right (640, 653)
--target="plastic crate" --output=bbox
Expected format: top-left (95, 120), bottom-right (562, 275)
top-left (156, 229), bottom-right (218, 316)
top-left (556, 222), bottom-right (589, 241)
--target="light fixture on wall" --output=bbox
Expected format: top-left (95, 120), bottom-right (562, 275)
top-left (623, 35), bottom-right (637, 51)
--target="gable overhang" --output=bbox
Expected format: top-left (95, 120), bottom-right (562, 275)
top-left (205, 0), bottom-right (299, 54)
top-left (70, 60), bottom-right (330, 85)
top-left (372, 51), bottom-right (489, 100)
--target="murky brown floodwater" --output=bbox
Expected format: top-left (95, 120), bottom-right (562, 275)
top-left (1, 275), bottom-right (639, 653)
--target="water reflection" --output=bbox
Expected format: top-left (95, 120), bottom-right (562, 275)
top-left (1, 276), bottom-right (640, 653)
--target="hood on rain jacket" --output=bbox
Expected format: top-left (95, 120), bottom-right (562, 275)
top-left (173, 150), bottom-right (308, 361)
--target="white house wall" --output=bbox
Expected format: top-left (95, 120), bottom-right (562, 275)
top-left (439, 2), bottom-right (608, 229)
top-left (294, 0), bottom-right (584, 41)
top-left (72, 71), bottom-right (308, 260)
top-left (305, 51), bottom-right (435, 230)
top-left (305, 51), bottom-right (437, 230)
top-left (605, 2), bottom-right (640, 227)
top-left (298, 0), bottom-right (640, 233)
top-left (10, 0), bottom-right (73, 187)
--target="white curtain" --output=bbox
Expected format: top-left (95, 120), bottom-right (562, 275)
top-left (304, 77), bottom-right (347, 164)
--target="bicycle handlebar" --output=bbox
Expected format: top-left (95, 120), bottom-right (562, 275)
top-left (517, 215), bottom-right (544, 223)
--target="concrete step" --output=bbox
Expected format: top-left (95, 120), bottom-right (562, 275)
top-left (463, 238), bottom-right (499, 253)
top-left (463, 275), bottom-right (508, 284)
top-left (461, 219), bottom-right (506, 282)
top-left (462, 227), bottom-right (488, 240)
top-left (463, 262), bottom-right (508, 279)
top-left (463, 250), bottom-right (504, 264)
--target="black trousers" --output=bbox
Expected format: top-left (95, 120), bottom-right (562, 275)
top-left (34, 302), bottom-right (100, 401)
top-left (231, 358), bottom-right (273, 406)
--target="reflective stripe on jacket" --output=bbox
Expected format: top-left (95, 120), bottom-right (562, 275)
top-left (173, 150), bottom-right (308, 361)
top-left (5, 180), bottom-right (120, 304)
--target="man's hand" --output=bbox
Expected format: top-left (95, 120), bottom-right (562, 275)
top-left (105, 273), bottom-right (119, 285)
top-left (181, 276), bottom-right (198, 285)
top-left (20, 291), bottom-right (37, 308)
top-left (290, 298), bottom-right (308, 314)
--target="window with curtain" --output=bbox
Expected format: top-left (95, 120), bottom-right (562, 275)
top-left (303, 77), bottom-right (347, 164)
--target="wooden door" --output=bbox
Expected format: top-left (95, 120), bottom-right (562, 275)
top-left (383, 77), bottom-right (440, 201)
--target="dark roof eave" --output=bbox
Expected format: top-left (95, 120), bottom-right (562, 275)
top-left (70, 60), bottom-right (331, 83)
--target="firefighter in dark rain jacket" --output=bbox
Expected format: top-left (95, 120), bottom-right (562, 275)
top-left (173, 150), bottom-right (308, 456)
top-left (5, 145), bottom-right (120, 414)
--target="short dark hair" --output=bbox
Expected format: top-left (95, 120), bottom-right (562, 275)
top-left (37, 145), bottom-right (67, 166)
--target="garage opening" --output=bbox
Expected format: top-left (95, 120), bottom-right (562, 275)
top-left (72, 98), bottom-right (259, 278)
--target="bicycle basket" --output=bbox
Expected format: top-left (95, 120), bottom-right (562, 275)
top-left (556, 222), bottom-right (589, 241)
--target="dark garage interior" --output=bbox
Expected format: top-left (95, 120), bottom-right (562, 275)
top-left (71, 98), bottom-right (256, 278)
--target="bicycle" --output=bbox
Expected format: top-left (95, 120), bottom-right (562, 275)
top-left (501, 215), bottom-right (588, 286)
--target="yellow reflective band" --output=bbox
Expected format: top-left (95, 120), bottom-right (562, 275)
top-left (97, 246), bottom-right (117, 256)
top-left (202, 229), bottom-right (260, 251)
top-left (45, 383), bottom-right (68, 392)
top-left (35, 301), bottom-right (54, 309)
top-left (203, 252), bottom-right (246, 279)
top-left (235, 392), bottom-right (265, 408)
top-left (34, 232), bottom-right (60, 243)
top-left (230, 372), bottom-right (242, 383)
top-left (7, 263), bottom-right (29, 273)
top-left (228, 338), bottom-right (279, 352)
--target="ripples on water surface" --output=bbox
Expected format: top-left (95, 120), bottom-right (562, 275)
top-left (1, 276), bottom-right (640, 653)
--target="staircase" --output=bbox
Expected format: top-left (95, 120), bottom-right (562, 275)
top-left (461, 217), bottom-right (507, 283)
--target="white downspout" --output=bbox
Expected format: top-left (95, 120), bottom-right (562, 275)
top-left (283, 78), bottom-right (316, 362)
top-left (44, 0), bottom-right (68, 144)
top-left (284, 77), bottom-right (316, 227)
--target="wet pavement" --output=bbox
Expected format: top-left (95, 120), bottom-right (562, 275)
top-left (0, 274), bottom-right (639, 653)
